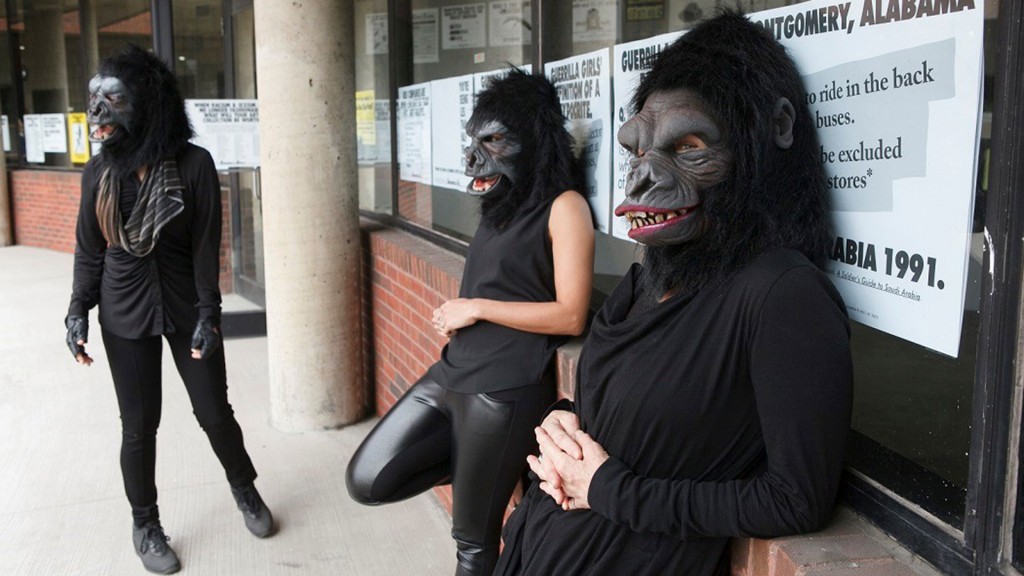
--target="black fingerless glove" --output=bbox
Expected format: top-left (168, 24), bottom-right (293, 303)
top-left (65, 314), bottom-right (88, 358)
top-left (190, 317), bottom-right (222, 359)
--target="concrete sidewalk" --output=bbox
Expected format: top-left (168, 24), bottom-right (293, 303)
top-left (0, 246), bottom-right (457, 575)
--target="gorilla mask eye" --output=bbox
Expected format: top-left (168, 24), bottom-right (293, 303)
top-left (673, 134), bottom-right (707, 153)
top-left (486, 133), bottom-right (504, 143)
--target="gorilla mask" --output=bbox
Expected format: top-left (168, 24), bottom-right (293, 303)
top-left (464, 68), bottom-right (582, 229)
top-left (87, 74), bottom-right (132, 145)
top-left (87, 45), bottom-right (193, 176)
top-left (620, 10), bottom-right (830, 303)
top-left (615, 88), bottom-right (732, 246)
top-left (464, 118), bottom-right (522, 197)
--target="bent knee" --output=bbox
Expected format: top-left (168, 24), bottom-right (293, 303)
top-left (345, 455), bottom-right (383, 505)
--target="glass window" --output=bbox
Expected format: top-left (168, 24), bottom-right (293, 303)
top-left (173, 0), bottom-right (224, 99)
top-left (355, 0), bottom-right (393, 214)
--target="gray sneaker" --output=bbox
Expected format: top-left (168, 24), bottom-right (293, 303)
top-left (131, 522), bottom-right (181, 574)
top-left (231, 484), bottom-right (275, 538)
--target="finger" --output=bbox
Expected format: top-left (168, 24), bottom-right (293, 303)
top-left (191, 348), bottom-right (202, 359)
top-left (77, 339), bottom-right (87, 345)
top-left (541, 453), bottom-right (562, 490)
top-left (537, 481), bottom-right (566, 506)
top-left (575, 430), bottom-right (606, 457)
top-left (535, 427), bottom-right (571, 469)
top-left (544, 420), bottom-right (585, 455)
top-left (527, 454), bottom-right (546, 480)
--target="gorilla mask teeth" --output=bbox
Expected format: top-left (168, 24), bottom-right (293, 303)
top-left (90, 124), bottom-right (116, 142)
top-left (472, 175), bottom-right (501, 192)
top-left (626, 209), bottom-right (686, 230)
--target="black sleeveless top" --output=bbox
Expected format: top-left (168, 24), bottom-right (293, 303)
top-left (428, 196), bottom-right (565, 393)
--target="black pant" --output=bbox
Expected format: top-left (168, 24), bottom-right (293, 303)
top-left (101, 328), bottom-right (257, 526)
top-left (346, 374), bottom-right (554, 576)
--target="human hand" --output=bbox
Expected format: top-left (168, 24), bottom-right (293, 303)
top-left (190, 318), bottom-right (221, 359)
top-left (535, 427), bottom-right (609, 511)
top-left (65, 314), bottom-right (93, 366)
top-left (432, 298), bottom-right (479, 338)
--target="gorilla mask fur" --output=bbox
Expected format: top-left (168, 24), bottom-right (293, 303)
top-left (87, 45), bottom-right (193, 177)
top-left (618, 10), bottom-right (831, 305)
top-left (465, 68), bottom-right (582, 229)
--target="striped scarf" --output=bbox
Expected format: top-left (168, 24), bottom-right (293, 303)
top-left (95, 159), bottom-right (185, 257)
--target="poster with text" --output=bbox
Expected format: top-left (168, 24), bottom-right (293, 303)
top-left (489, 0), bottom-right (531, 47)
top-left (365, 13), bottom-right (388, 55)
top-left (545, 49), bottom-right (613, 233)
top-left (41, 114), bottom-right (67, 153)
top-left (414, 8), bottom-right (440, 64)
top-left (67, 113), bottom-right (90, 164)
top-left (375, 100), bottom-right (392, 164)
top-left (356, 90), bottom-right (377, 166)
top-left (442, 4), bottom-right (487, 50)
top-left (24, 115), bottom-right (44, 163)
top-left (473, 64), bottom-right (532, 98)
top-left (752, 0), bottom-right (984, 356)
top-left (398, 82), bottom-right (432, 185)
top-left (186, 99), bottom-right (260, 170)
top-left (573, 0), bottom-right (616, 43)
top-left (430, 75), bottom-right (475, 191)
top-left (611, 30), bottom-right (684, 241)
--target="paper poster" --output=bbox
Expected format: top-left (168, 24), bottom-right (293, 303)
top-left (356, 90), bottom-right (377, 166)
top-left (67, 112), bottom-right (90, 164)
top-left (442, 4), bottom-right (487, 50)
top-left (545, 49), bottom-right (613, 233)
top-left (41, 114), bottom-right (67, 153)
top-left (365, 12), bottom-right (388, 55)
top-left (398, 82), bottom-right (432, 185)
top-left (185, 99), bottom-right (260, 170)
top-left (473, 64), bottom-right (532, 97)
top-left (414, 8), bottom-right (440, 64)
top-left (611, 31), bottom-right (684, 241)
top-left (23, 115), bottom-right (44, 163)
top-left (572, 0), bottom-right (616, 43)
top-left (749, 0), bottom-right (984, 356)
top-left (2, 115), bottom-right (10, 152)
top-left (489, 0), bottom-right (532, 47)
top-left (626, 0), bottom-right (664, 21)
top-left (430, 75), bottom-right (475, 191)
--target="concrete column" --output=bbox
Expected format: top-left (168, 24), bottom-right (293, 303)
top-left (80, 0), bottom-right (100, 77)
top-left (254, 1), bottom-right (364, 431)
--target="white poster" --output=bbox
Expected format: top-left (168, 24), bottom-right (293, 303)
top-left (2, 115), bottom-right (9, 152)
top-left (473, 64), bottom-right (532, 97)
top-left (41, 114), bottom-right (67, 153)
top-left (398, 82), bottom-right (432, 185)
top-left (749, 0), bottom-right (984, 356)
top-left (611, 31), bottom-right (684, 241)
top-left (185, 99), bottom-right (260, 170)
top-left (545, 49), bottom-right (613, 233)
top-left (431, 75), bottom-right (475, 191)
top-left (24, 115), bottom-right (44, 163)
top-left (414, 8), bottom-right (440, 64)
top-left (573, 0), bottom-right (616, 43)
top-left (489, 0), bottom-right (532, 47)
top-left (442, 4), bottom-right (487, 50)
top-left (365, 12), bottom-right (388, 55)
top-left (356, 90), bottom-right (378, 166)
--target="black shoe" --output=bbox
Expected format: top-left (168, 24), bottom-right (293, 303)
top-left (131, 521), bottom-right (181, 574)
top-left (231, 483), bottom-right (275, 538)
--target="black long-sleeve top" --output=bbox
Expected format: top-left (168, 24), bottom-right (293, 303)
top-left (494, 249), bottom-right (854, 576)
top-left (68, 143), bottom-right (222, 339)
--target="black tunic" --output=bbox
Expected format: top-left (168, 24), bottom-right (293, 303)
top-left (428, 196), bottom-right (566, 394)
top-left (495, 249), bottom-right (853, 576)
top-left (68, 143), bottom-right (222, 339)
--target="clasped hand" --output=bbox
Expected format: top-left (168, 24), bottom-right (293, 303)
top-left (527, 410), bottom-right (608, 511)
top-left (431, 298), bottom-right (478, 338)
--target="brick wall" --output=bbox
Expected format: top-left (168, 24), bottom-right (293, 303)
top-left (9, 168), bottom-right (235, 293)
top-left (360, 221), bottom-right (939, 576)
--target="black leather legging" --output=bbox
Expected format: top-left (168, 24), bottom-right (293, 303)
top-left (346, 373), bottom-right (554, 576)
top-left (102, 328), bottom-right (257, 526)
